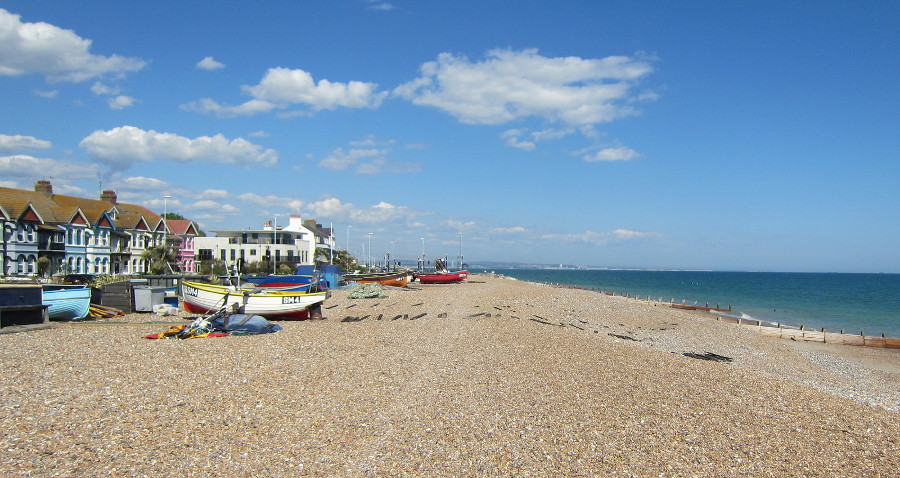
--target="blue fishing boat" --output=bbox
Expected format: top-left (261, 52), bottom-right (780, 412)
top-left (41, 286), bottom-right (91, 321)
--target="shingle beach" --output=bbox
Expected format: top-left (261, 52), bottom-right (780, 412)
top-left (1, 274), bottom-right (897, 477)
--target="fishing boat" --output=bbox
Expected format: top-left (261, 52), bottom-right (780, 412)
top-left (415, 270), bottom-right (468, 284)
top-left (236, 265), bottom-right (319, 291)
top-left (239, 274), bottom-right (314, 291)
top-left (41, 286), bottom-right (91, 320)
top-left (343, 270), bottom-right (411, 287)
top-left (180, 280), bottom-right (328, 320)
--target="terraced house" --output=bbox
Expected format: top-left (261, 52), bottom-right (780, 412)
top-left (0, 181), bottom-right (197, 277)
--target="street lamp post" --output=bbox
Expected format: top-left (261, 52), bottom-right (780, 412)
top-left (346, 225), bottom-right (352, 260)
top-left (272, 216), bottom-right (277, 274)
top-left (163, 195), bottom-right (171, 245)
top-left (458, 232), bottom-right (463, 270)
top-left (420, 237), bottom-right (425, 271)
top-left (367, 233), bottom-right (373, 271)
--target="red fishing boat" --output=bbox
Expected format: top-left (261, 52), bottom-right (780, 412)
top-left (415, 270), bottom-right (468, 284)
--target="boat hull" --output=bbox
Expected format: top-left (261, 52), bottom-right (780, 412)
top-left (415, 270), bottom-right (468, 284)
top-left (42, 287), bottom-right (91, 321)
top-left (180, 281), bottom-right (328, 320)
top-left (345, 271), bottom-right (411, 287)
top-left (240, 274), bottom-right (314, 291)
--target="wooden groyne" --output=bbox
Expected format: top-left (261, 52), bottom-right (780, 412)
top-left (543, 282), bottom-right (897, 349)
top-left (710, 313), bottom-right (900, 349)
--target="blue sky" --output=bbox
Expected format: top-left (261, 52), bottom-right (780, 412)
top-left (1, 1), bottom-right (898, 272)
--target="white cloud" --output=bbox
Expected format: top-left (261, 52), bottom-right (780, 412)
top-left (182, 66), bottom-right (388, 117)
top-left (201, 189), bottom-right (230, 199)
top-left (32, 89), bottom-right (59, 98)
top-left (501, 127), bottom-right (576, 150)
top-left (79, 125), bottom-right (279, 170)
top-left (186, 200), bottom-right (240, 215)
top-left (107, 95), bottom-right (135, 110)
top-left (541, 228), bottom-right (658, 244)
top-left (117, 176), bottom-right (168, 190)
top-left (197, 56), bottom-right (225, 70)
top-left (612, 229), bottom-right (653, 240)
top-left (491, 226), bottom-right (527, 234)
top-left (0, 134), bottom-right (52, 153)
top-left (394, 48), bottom-right (655, 126)
top-left (303, 197), bottom-right (420, 225)
top-left (367, 2), bottom-right (395, 11)
top-left (235, 193), bottom-right (304, 215)
top-left (248, 130), bottom-right (269, 138)
top-left (0, 154), bottom-right (99, 179)
top-left (91, 82), bottom-right (120, 95)
top-left (319, 147), bottom-right (382, 171)
top-left (318, 138), bottom-right (421, 174)
top-left (500, 129), bottom-right (535, 150)
top-left (244, 67), bottom-right (388, 111)
top-left (0, 8), bottom-right (146, 82)
top-left (305, 197), bottom-right (355, 218)
top-left (179, 98), bottom-right (278, 118)
top-left (583, 146), bottom-right (639, 162)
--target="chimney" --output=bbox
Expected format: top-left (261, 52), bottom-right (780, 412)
top-left (34, 180), bottom-right (53, 197)
top-left (100, 189), bottom-right (118, 205)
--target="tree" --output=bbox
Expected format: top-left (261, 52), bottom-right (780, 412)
top-left (36, 256), bottom-right (51, 277)
top-left (141, 245), bottom-right (177, 275)
top-left (198, 259), bottom-right (227, 276)
top-left (326, 249), bottom-right (358, 272)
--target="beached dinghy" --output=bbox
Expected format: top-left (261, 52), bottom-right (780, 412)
top-left (343, 270), bottom-right (411, 287)
top-left (415, 270), bottom-right (468, 284)
top-left (180, 280), bottom-right (328, 320)
top-left (41, 286), bottom-right (92, 321)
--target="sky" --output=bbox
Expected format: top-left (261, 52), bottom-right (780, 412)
top-left (1, 1), bottom-right (898, 273)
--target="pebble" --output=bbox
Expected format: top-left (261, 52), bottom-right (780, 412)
top-left (0, 274), bottom-right (897, 476)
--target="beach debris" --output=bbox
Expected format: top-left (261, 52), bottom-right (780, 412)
top-left (325, 304), bottom-right (340, 309)
top-left (348, 283), bottom-right (385, 299)
top-left (412, 302), bottom-right (424, 306)
top-left (608, 333), bottom-right (639, 341)
top-left (341, 316), bottom-right (366, 322)
top-left (682, 352), bottom-right (733, 363)
top-left (88, 303), bottom-right (126, 319)
top-left (529, 316), bottom-right (563, 327)
top-left (145, 311), bottom-right (281, 339)
top-left (409, 313), bottom-right (427, 320)
top-left (437, 312), bottom-right (448, 318)
top-left (465, 312), bottom-right (487, 319)
top-left (391, 314), bottom-right (403, 320)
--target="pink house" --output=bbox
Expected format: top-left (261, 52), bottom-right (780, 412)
top-left (165, 219), bottom-right (199, 273)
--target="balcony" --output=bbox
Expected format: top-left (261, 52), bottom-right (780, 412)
top-left (38, 241), bottom-right (66, 251)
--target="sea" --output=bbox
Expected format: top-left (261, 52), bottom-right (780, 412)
top-left (482, 269), bottom-right (900, 338)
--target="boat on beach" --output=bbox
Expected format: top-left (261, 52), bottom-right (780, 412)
top-left (180, 280), bottom-right (328, 320)
top-left (239, 274), bottom-right (315, 291)
top-left (41, 286), bottom-right (91, 321)
top-left (343, 270), bottom-right (411, 287)
top-left (415, 270), bottom-right (468, 284)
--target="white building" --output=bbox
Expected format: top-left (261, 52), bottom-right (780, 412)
top-left (193, 216), bottom-right (333, 270)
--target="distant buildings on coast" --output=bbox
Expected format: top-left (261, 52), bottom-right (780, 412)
top-left (0, 181), bottom-right (334, 278)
